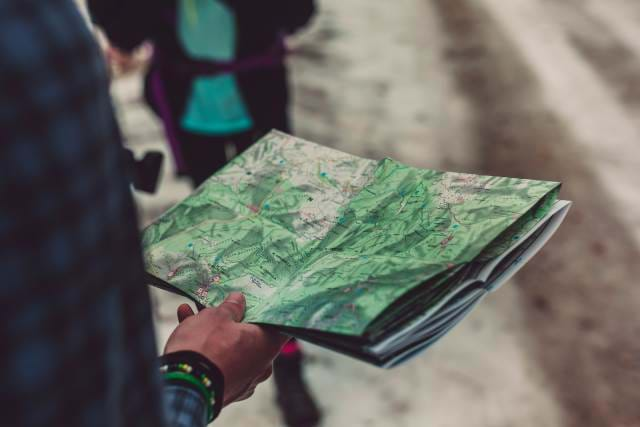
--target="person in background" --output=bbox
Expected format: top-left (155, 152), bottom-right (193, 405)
top-left (91, 0), bottom-right (316, 187)
top-left (88, 1), bottom-right (322, 426)
top-left (1, 1), bottom-right (287, 426)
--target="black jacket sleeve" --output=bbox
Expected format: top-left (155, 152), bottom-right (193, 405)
top-left (86, 0), bottom-right (156, 52)
top-left (225, 0), bottom-right (316, 35)
top-left (276, 0), bottom-right (316, 34)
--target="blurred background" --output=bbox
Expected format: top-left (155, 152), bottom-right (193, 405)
top-left (84, 0), bottom-right (640, 426)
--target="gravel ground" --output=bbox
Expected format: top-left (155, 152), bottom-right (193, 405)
top-left (110, 1), bottom-right (640, 425)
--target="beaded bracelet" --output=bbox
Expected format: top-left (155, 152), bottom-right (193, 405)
top-left (160, 351), bottom-right (225, 423)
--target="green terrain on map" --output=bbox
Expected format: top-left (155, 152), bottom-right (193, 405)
top-left (142, 131), bottom-right (559, 337)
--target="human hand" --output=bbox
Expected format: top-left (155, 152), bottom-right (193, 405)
top-left (164, 293), bottom-right (289, 406)
top-left (104, 45), bottom-right (138, 74)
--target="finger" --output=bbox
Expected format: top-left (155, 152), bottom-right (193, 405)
top-left (223, 383), bottom-right (253, 406)
top-left (249, 325), bottom-right (291, 353)
top-left (256, 365), bottom-right (273, 383)
top-left (273, 331), bottom-right (291, 348)
top-left (261, 324), bottom-right (291, 346)
top-left (177, 304), bottom-right (195, 323)
top-left (216, 292), bottom-right (246, 322)
top-left (235, 387), bottom-right (256, 402)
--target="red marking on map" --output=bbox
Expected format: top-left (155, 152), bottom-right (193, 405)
top-left (440, 234), bottom-right (454, 248)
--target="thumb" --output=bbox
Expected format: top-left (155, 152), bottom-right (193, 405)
top-left (217, 292), bottom-right (246, 322)
top-left (177, 303), bottom-right (195, 323)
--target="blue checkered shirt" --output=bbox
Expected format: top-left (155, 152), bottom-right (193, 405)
top-left (0, 1), bottom-right (209, 426)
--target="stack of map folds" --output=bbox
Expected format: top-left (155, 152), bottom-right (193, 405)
top-left (143, 131), bottom-right (571, 368)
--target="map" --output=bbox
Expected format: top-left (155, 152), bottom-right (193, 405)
top-left (142, 131), bottom-right (560, 336)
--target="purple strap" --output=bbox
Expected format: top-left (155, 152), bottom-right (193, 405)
top-left (149, 36), bottom-right (288, 174)
top-left (164, 37), bottom-right (287, 77)
top-left (199, 38), bottom-right (285, 75)
top-left (150, 69), bottom-right (187, 173)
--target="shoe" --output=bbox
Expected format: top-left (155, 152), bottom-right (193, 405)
top-left (273, 353), bottom-right (322, 427)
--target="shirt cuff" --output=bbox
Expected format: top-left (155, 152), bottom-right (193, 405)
top-left (163, 383), bottom-right (209, 427)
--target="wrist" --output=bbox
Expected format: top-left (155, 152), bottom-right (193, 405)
top-left (160, 351), bottom-right (225, 422)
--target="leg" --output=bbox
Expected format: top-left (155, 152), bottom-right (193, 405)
top-left (231, 108), bottom-right (291, 158)
top-left (178, 131), bottom-right (229, 187)
top-left (273, 339), bottom-right (321, 427)
top-left (234, 65), bottom-right (292, 156)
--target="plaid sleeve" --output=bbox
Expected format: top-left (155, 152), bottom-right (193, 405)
top-left (163, 384), bottom-right (210, 427)
top-left (0, 1), bottom-right (167, 426)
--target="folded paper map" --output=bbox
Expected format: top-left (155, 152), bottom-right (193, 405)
top-left (142, 131), bottom-right (571, 367)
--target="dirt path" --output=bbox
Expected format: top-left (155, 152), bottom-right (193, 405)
top-left (432, 0), bottom-right (640, 425)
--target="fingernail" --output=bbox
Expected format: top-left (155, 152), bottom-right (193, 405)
top-left (226, 292), bottom-right (245, 303)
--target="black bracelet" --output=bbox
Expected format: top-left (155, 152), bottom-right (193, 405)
top-left (160, 351), bottom-right (225, 422)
